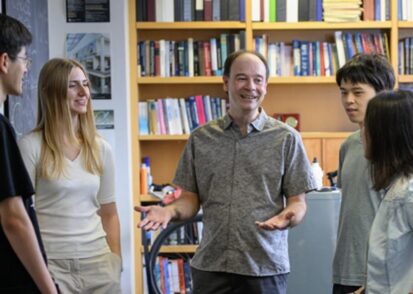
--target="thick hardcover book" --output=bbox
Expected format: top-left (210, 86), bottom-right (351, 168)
top-left (308, 0), bottom-right (316, 20)
top-left (174, 0), bottom-right (181, 21)
top-left (195, 0), bottom-right (204, 20)
top-left (286, 0), bottom-right (298, 22)
top-left (292, 40), bottom-right (301, 76)
top-left (195, 95), bottom-right (206, 125)
top-left (212, 0), bottom-right (220, 20)
top-left (179, 98), bottom-right (190, 134)
top-left (203, 42), bottom-right (212, 76)
top-left (269, 0), bottom-right (277, 22)
top-left (204, 0), bottom-right (213, 20)
top-left (188, 96), bottom-right (199, 129)
top-left (220, 33), bottom-right (228, 67)
top-left (315, 0), bottom-right (322, 21)
top-left (138, 102), bottom-right (149, 135)
top-left (298, 0), bottom-right (309, 21)
top-left (300, 41), bottom-right (309, 76)
top-left (228, 0), bottom-right (240, 20)
top-left (220, 0), bottom-right (229, 20)
top-left (193, 41), bottom-right (200, 76)
top-left (185, 99), bottom-right (194, 131)
top-left (240, 0), bottom-right (246, 21)
top-left (198, 41), bottom-right (205, 76)
top-left (276, 0), bottom-right (286, 21)
top-left (183, 0), bottom-right (193, 21)
top-left (147, 0), bottom-right (155, 21)
top-left (137, 0), bottom-right (145, 21)
top-left (334, 31), bottom-right (346, 68)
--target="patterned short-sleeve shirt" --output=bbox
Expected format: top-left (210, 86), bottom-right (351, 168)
top-left (173, 110), bottom-right (316, 276)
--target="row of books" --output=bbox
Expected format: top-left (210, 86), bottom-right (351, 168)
top-left (252, 0), bottom-right (390, 23)
top-left (139, 96), bottom-right (227, 135)
top-left (398, 0), bottom-right (413, 21)
top-left (136, 0), bottom-right (245, 22)
top-left (252, 31), bottom-right (389, 77)
top-left (137, 32), bottom-right (246, 77)
top-left (154, 257), bottom-right (192, 294)
top-left (333, 31), bottom-right (389, 68)
top-left (398, 38), bottom-right (413, 75)
top-left (144, 221), bottom-right (203, 246)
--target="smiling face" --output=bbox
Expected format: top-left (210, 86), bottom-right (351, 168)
top-left (339, 80), bottom-right (376, 127)
top-left (67, 66), bottom-right (90, 118)
top-left (223, 53), bottom-right (267, 120)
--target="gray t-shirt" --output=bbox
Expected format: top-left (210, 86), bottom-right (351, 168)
top-left (333, 130), bottom-right (381, 286)
top-left (173, 110), bottom-right (316, 276)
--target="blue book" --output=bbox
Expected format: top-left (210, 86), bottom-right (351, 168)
top-left (344, 32), bottom-right (355, 60)
top-left (183, 261), bottom-right (192, 293)
top-left (162, 257), bottom-right (170, 294)
top-left (375, 0), bottom-right (380, 20)
top-left (185, 99), bottom-right (194, 131)
top-left (292, 40), bottom-right (301, 76)
top-left (300, 41), bottom-right (309, 76)
top-left (138, 102), bottom-right (149, 135)
top-left (315, 41), bottom-right (321, 76)
top-left (239, 0), bottom-right (245, 21)
top-left (315, 0), bottom-right (322, 21)
top-left (188, 96), bottom-right (199, 129)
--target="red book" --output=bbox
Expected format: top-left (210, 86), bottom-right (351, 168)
top-left (147, 0), bottom-right (155, 21)
top-left (177, 259), bottom-right (186, 294)
top-left (320, 42), bottom-right (325, 76)
top-left (154, 41), bottom-right (161, 76)
top-left (195, 95), bottom-right (206, 125)
top-left (204, 0), bottom-right (212, 21)
top-left (203, 41), bottom-right (212, 76)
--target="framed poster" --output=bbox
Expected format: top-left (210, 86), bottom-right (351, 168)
top-left (66, 0), bottom-right (110, 22)
top-left (66, 33), bottom-right (111, 100)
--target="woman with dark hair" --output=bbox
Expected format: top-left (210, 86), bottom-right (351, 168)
top-left (362, 89), bottom-right (413, 294)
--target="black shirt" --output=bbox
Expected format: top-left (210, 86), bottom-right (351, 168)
top-left (0, 114), bottom-right (44, 292)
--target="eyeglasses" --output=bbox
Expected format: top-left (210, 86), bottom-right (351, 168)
top-left (16, 56), bottom-right (32, 68)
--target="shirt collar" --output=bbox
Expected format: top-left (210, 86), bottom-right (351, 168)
top-left (222, 108), bottom-right (268, 132)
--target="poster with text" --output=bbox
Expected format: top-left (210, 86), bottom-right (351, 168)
top-left (66, 33), bottom-right (111, 99)
top-left (66, 0), bottom-right (110, 22)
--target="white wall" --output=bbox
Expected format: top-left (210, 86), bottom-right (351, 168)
top-left (48, 1), bottom-right (134, 293)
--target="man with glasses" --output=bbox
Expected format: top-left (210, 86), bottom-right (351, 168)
top-left (0, 14), bottom-right (58, 293)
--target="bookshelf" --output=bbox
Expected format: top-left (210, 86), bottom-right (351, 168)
top-left (129, 0), bottom-right (406, 292)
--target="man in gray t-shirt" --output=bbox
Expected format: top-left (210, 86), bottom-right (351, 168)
top-left (136, 51), bottom-right (316, 294)
top-left (332, 54), bottom-right (395, 294)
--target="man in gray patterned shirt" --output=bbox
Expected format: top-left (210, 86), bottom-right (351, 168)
top-left (137, 50), bottom-right (316, 294)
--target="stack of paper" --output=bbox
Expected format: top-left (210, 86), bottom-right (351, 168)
top-left (323, 0), bottom-right (363, 22)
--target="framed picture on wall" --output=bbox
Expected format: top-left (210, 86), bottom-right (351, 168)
top-left (66, 0), bottom-right (110, 22)
top-left (66, 33), bottom-right (112, 100)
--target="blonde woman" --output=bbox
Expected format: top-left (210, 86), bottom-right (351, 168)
top-left (18, 58), bottom-right (122, 293)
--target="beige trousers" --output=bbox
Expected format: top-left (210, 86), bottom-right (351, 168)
top-left (48, 253), bottom-right (122, 294)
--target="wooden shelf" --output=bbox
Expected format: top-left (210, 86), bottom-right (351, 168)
top-left (140, 194), bottom-right (161, 202)
top-left (141, 245), bottom-right (198, 254)
top-left (398, 75), bottom-right (413, 83)
top-left (398, 21), bottom-right (413, 28)
top-left (252, 21), bottom-right (392, 30)
top-left (137, 76), bottom-right (223, 84)
top-left (139, 134), bottom-right (189, 141)
top-left (136, 21), bottom-right (246, 30)
top-left (137, 76), bottom-right (336, 84)
top-left (139, 132), bottom-right (351, 141)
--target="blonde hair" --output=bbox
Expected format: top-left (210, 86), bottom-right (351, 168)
top-left (35, 58), bottom-right (102, 178)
